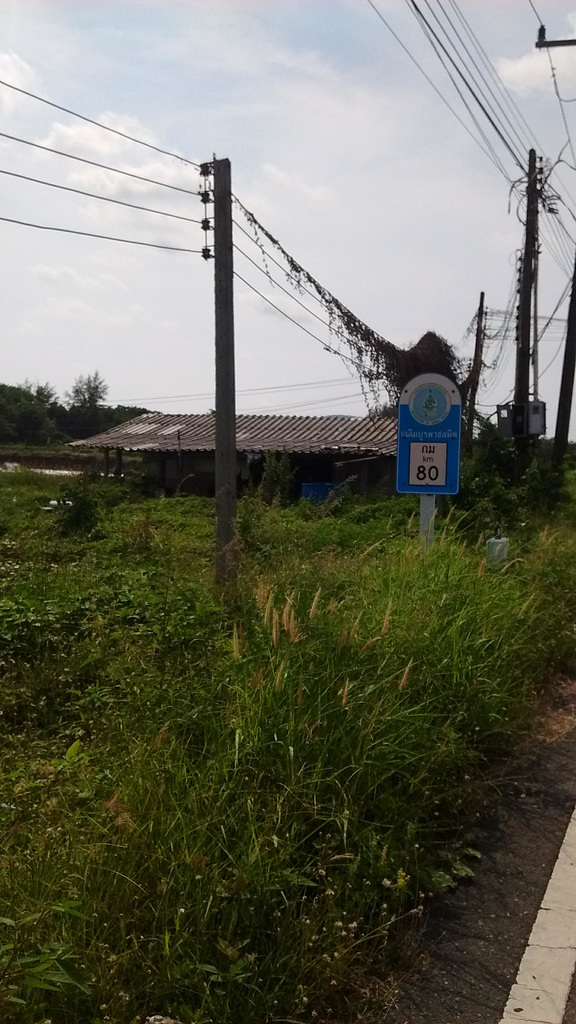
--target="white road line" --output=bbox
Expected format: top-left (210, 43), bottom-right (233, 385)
top-left (499, 810), bottom-right (576, 1024)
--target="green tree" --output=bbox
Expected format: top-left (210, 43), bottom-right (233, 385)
top-left (0, 385), bottom-right (57, 444)
top-left (65, 371), bottom-right (108, 409)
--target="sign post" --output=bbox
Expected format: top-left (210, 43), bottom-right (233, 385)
top-left (396, 373), bottom-right (462, 547)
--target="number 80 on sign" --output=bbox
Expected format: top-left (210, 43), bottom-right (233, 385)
top-left (409, 442), bottom-right (447, 487)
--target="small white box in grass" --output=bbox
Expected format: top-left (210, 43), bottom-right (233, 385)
top-left (486, 530), bottom-right (508, 568)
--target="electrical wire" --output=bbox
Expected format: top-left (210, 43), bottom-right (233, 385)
top-left (0, 214), bottom-right (202, 252)
top-left (422, 0), bottom-right (530, 160)
top-left (540, 330), bottom-right (567, 378)
top-left (409, 4), bottom-right (512, 181)
top-left (239, 392), bottom-right (365, 415)
top-left (233, 271), bottom-right (360, 369)
top-left (363, 0), bottom-right (514, 177)
top-left (546, 52), bottom-right (576, 170)
top-left (233, 243), bottom-right (332, 330)
top-left (0, 131), bottom-right (200, 196)
top-left (535, 278), bottom-right (572, 341)
top-left (0, 77), bottom-right (201, 168)
top-left (408, 0), bottom-right (525, 171)
top-left (0, 167), bottom-right (203, 223)
top-left (446, 0), bottom-right (544, 155)
top-left (110, 376), bottom-right (358, 404)
top-left (232, 216), bottom-right (327, 307)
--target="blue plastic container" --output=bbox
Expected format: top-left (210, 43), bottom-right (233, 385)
top-left (301, 483), bottom-right (337, 503)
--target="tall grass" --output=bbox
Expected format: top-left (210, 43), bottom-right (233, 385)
top-left (0, 480), bottom-right (575, 1022)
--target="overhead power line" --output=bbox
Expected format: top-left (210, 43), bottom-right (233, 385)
top-left (363, 0), bottom-right (515, 178)
top-left (0, 167), bottom-right (203, 223)
top-left (233, 270), bottom-right (360, 368)
top-left (422, 0), bottom-right (530, 160)
top-left (546, 53), bottom-right (576, 169)
top-left (232, 216), bottom-right (325, 306)
top-left (0, 214), bottom-right (202, 252)
top-left (0, 131), bottom-right (200, 196)
top-left (408, 0), bottom-right (525, 171)
top-left (540, 330), bottom-right (567, 378)
top-left (111, 376), bottom-right (358, 404)
top-left (0, 76), bottom-right (201, 169)
top-left (233, 243), bottom-right (332, 330)
top-left (240, 391), bottom-right (365, 415)
top-left (446, 0), bottom-right (543, 155)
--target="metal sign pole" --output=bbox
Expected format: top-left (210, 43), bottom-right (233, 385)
top-left (419, 493), bottom-right (436, 549)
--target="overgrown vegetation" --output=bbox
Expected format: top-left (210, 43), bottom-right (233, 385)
top-left (1, 467), bottom-right (575, 1023)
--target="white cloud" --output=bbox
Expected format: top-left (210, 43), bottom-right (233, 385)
top-left (262, 164), bottom-right (336, 205)
top-left (0, 52), bottom-right (37, 113)
top-left (39, 113), bottom-right (158, 160)
top-left (33, 263), bottom-right (126, 290)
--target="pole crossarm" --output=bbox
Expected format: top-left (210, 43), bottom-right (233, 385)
top-left (536, 39), bottom-right (576, 48)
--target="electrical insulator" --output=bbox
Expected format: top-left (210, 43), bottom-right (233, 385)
top-left (200, 191), bottom-right (211, 205)
top-left (199, 162), bottom-right (213, 178)
top-left (201, 219), bottom-right (212, 232)
top-left (202, 247), bottom-right (213, 261)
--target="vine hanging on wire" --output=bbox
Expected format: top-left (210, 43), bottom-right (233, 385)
top-left (233, 195), bottom-right (464, 406)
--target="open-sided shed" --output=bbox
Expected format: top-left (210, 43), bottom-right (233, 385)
top-left (70, 411), bottom-right (397, 496)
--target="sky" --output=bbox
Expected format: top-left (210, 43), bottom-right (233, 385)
top-left (3, 0), bottom-right (576, 434)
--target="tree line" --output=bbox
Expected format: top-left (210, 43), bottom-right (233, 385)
top-left (0, 372), bottom-right (151, 445)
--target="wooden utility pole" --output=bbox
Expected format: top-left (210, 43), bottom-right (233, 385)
top-left (515, 148), bottom-right (538, 471)
top-left (213, 157), bottom-right (237, 586)
top-left (464, 290), bottom-right (485, 446)
top-left (553, 254), bottom-right (576, 467)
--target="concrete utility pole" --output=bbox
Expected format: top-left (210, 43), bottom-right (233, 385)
top-left (464, 290), bottom-right (485, 446)
top-left (532, 228), bottom-right (540, 400)
top-left (515, 148), bottom-right (538, 471)
top-left (213, 157), bottom-right (237, 586)
top-left (553, 254), bottom-right (576, 467)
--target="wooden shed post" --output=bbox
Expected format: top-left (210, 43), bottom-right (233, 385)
top-left (114, 448), bottom-right (123, 477)
top-left (103, 448), bottom-right (110, 478)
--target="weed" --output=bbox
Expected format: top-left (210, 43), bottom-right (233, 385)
top-left (0, 473), bottom-right (574, 1022)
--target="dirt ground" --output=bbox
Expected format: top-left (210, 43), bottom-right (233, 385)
top-left (378, 675), bottom-right (576, 1024)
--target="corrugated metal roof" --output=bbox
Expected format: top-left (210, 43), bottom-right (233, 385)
top-left (70, 412), bottom-right (397, 456)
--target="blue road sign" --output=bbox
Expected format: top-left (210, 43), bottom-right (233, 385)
top-left (396, 373), bottom-right (461, 495)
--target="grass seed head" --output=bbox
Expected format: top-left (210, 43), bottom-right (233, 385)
top-left (282, 599), bottom-right (291, 632)
top-left (250, 669), bottom-right (263, 690)
top-left (399, 659), bottom-right (413, 691)
top-left (256, 578), bottom-right (266, 609)
top-left (517, 592), bottom-right (536, 619)
top-left (275, 662), bottom-right (285, 691)
top-left (232, 622), bottom-right (241, 660)
top-left (264, 591), bottom-right (273, 626)
top-left (309, 587), bottom-right (322, 620)
top-left (341, 678), bottom-right (349, 706)
top-left (359, 636), bottom-right (381, 656)
top-left (152, 724), bottom-right (169, 749)
top-left (381, 599), bottom-right (392, 635)
top-left (272, 608), bottom-right (280, 646)
top-left (477, 557), bottom-right (486, 577)
top-left (348, 614), bottom-right (361, 643)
